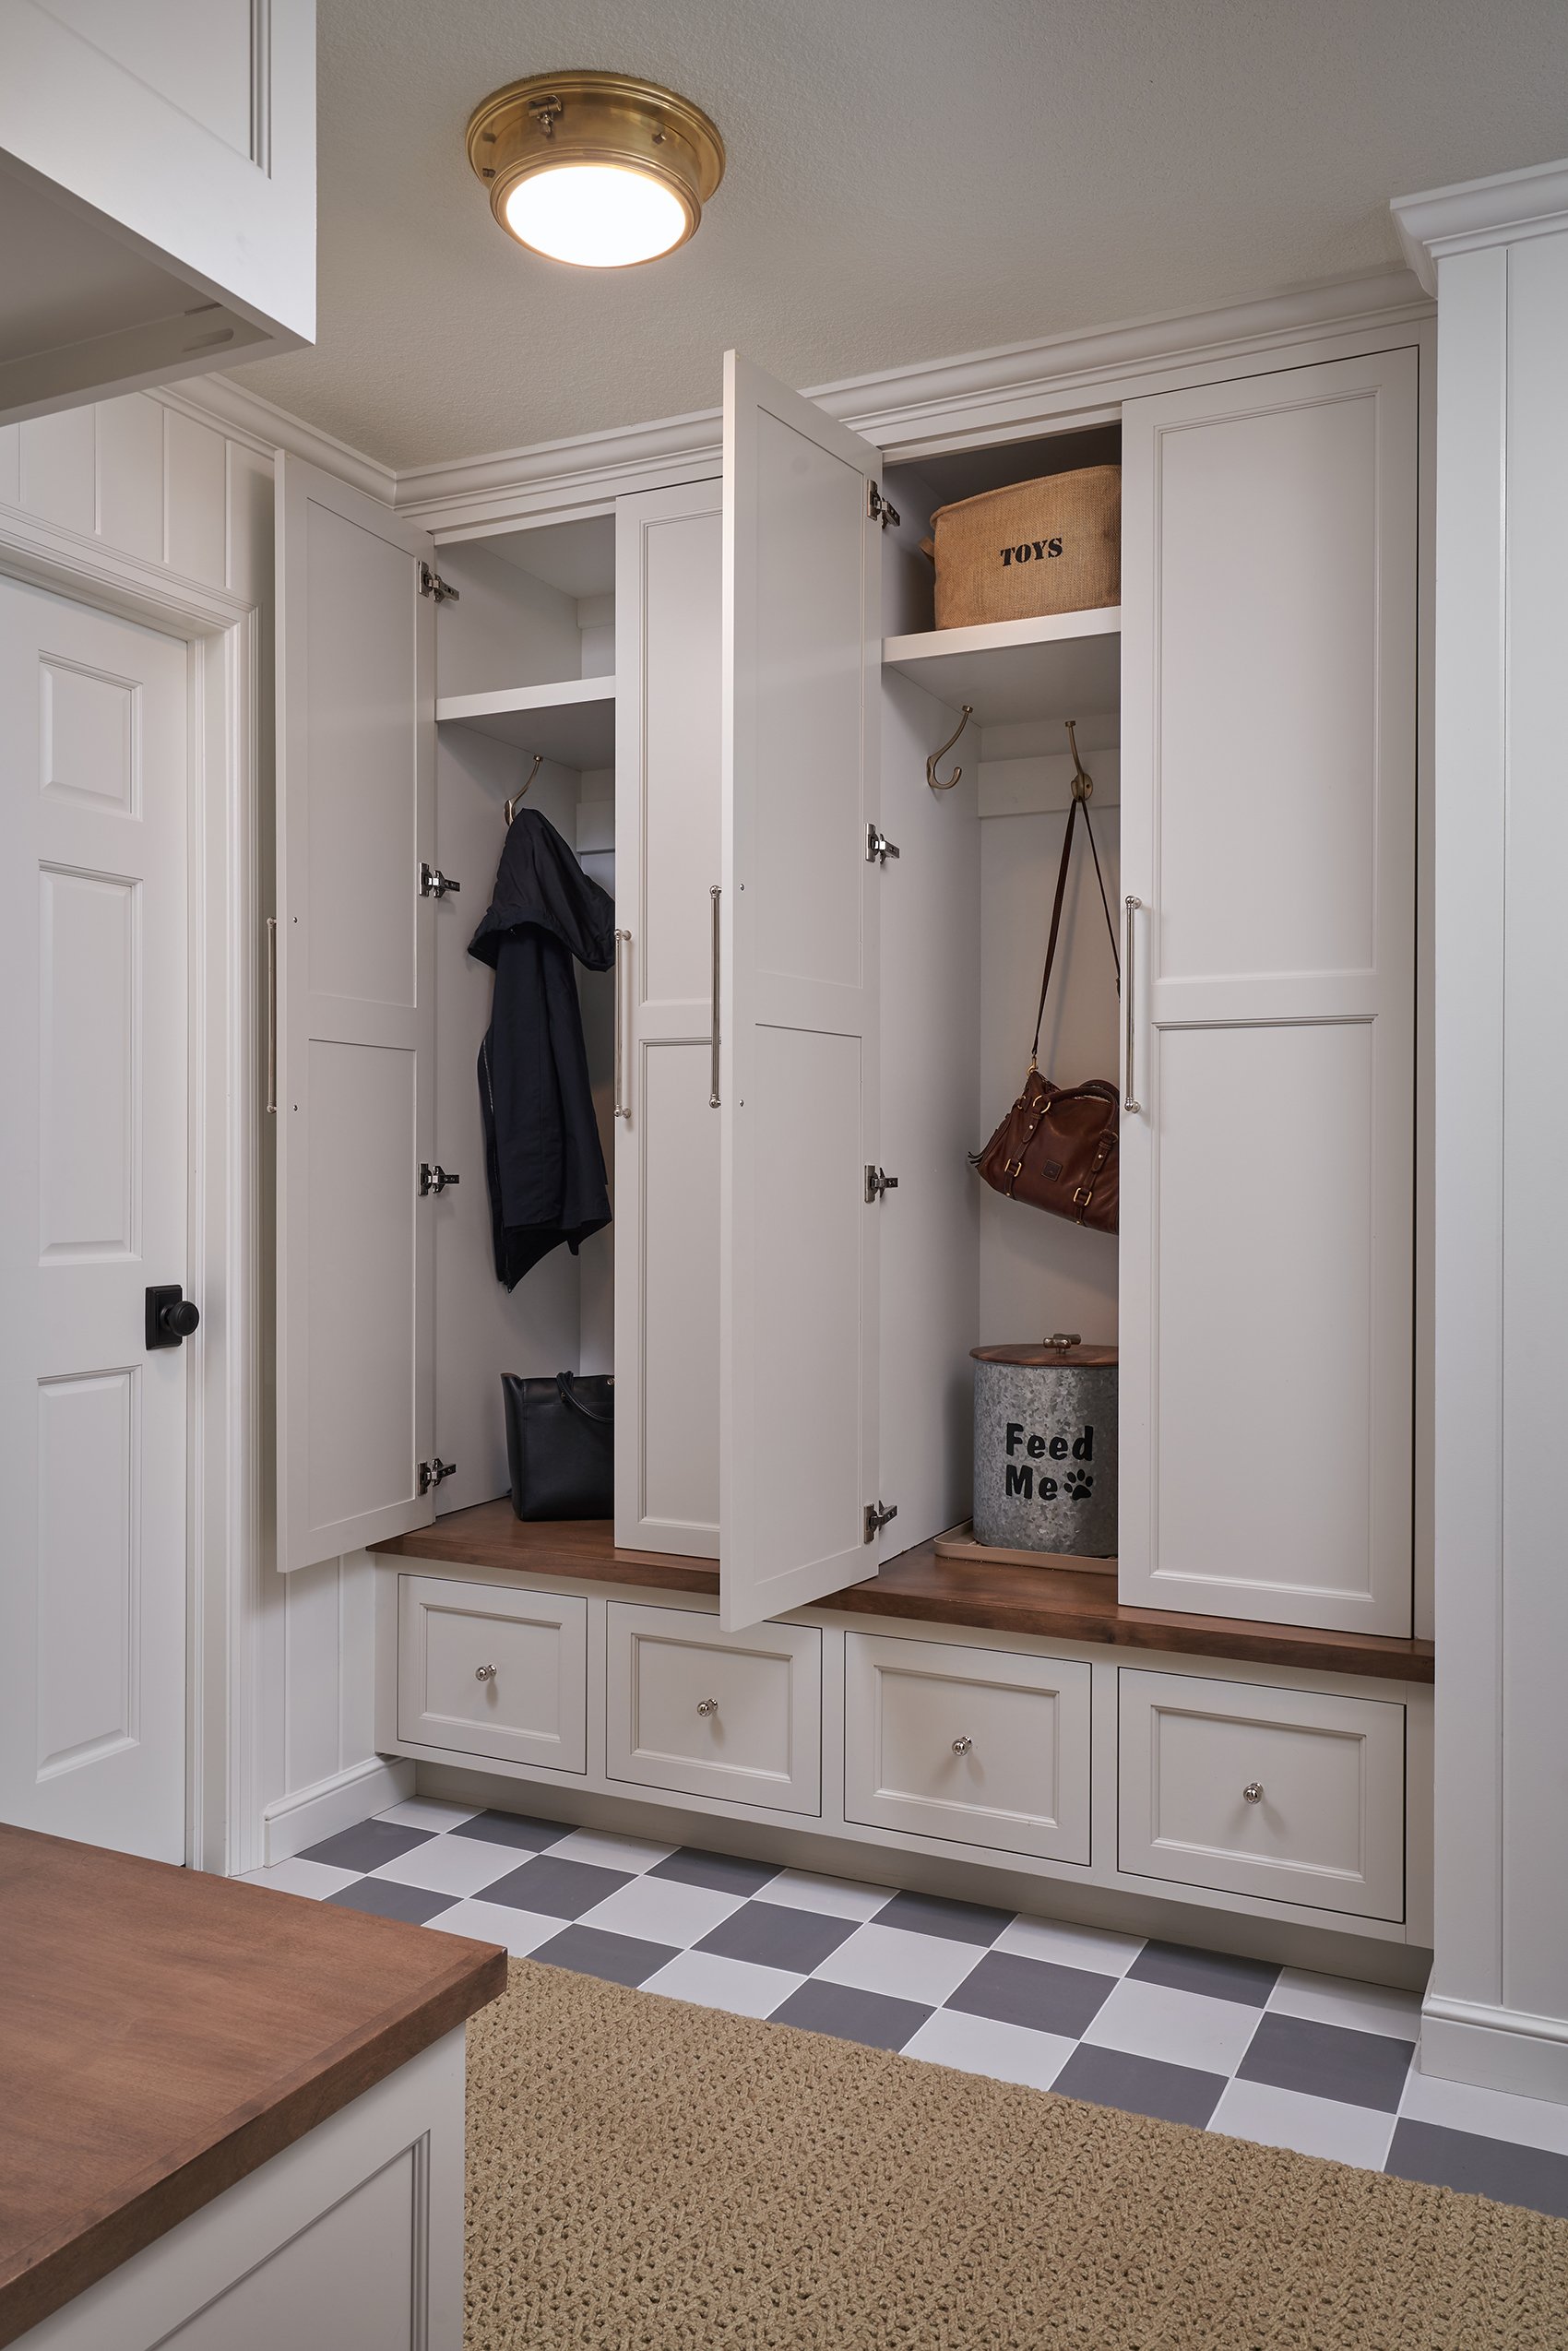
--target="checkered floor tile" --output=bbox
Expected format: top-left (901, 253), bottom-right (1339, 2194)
top-left (246, 1799), bottom-right (1568, 2221)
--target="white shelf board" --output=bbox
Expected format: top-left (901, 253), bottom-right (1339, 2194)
top-left (435, 676), bottom-right (617, 769)
top-left (883, 608), bottom-right (1120, 727)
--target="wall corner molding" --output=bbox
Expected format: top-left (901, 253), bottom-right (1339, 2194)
top-left (161, 374), bottom-right (398, 505)
top-left (1393, 157), bottom-right (1568, 292)
top-left (262, 1753), bottom-right (415, 1866)
top-left (1420, 1992), bottom-right (1568, 2107)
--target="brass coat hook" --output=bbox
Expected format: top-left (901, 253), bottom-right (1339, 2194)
top-left (927, 703), bottom-right (973, 792)
top-left (504, 752), bottom-right (544, 825)
top-left (1065, 718), bottom-right (1094, 802)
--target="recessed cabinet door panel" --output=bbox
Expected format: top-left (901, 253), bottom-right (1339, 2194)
top-left (845, 1633), bottom-right (1091, 1862)
top-left (719, 353), bottom-right (882, 1631)
top-left (276, 457), bottom-right (435, 1570)
top-left (1119, 350), bottom-right (1418, 1632)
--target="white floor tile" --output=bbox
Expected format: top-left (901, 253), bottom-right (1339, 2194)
top-left (369, 1835), bottom-right (524, 1898)
top-left (1267, 1966), bottom-right (1423, 2043)
top-left (374, 1798), bottom-right (482, 1833)
top-left (577, 1873), bottom-right (744, 1948)
top-left (1082, 1977), bottom-right (1263, 2075)
top-left (240, 1857), bottom-right (360, 1900)
top-left (903, 2007), bottom-right (1075, 2092)
top-left (814, 1922), bottom-right (983, 2006)
top-left (640, 1949), bottom-right (804, 2020)
top-left (1209, 2076), bottom-right (1396, 2169)
top-left (422, 1900), bottom-right (563, 1955)
top-left (994, 1916), bottom-right (1145, 1977)
top-left (1398, 2064), bottom-right (1568, 2156)
top-left (750, 1869), bottom-right (894, 1921)
top-left (546, 1827), bottom-right (674, 1874)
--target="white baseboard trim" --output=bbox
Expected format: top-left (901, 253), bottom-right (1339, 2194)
top-left (1420, 1993), bottom-right (1568, 2106)
top-left (262, 1754), bottom-right (416, 1866)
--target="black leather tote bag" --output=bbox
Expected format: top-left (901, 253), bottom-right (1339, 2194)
top-left (501, 1371), bottom-right (614, 1521)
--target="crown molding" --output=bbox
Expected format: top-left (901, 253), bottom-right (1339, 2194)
top-left (160, 371), bottom-right (398, 503)
top-left (1393, 157), bottom-right (1568, 293)
top-left (194, 265), bottom-right (1430, 532)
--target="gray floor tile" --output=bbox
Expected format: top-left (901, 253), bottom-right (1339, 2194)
top-left (648, 1847), bottom-right (781, 1895)
top-left (1385, 2119), bottom-right (1568, 2219)
top-left (769, 1978), bottom-right (933, 2052)
top-left (696, 1900), bottom-right (859, 1974)
top-left (1238, 2012), bottom-right (1414, 2114)
top-left (325, 1877), bottom-right (457, 1925)
top-left (300, 1818), bottom-right (434, 1873)
top-left (945, 1951), bottom-right (1116, 2037)
top-left (449, 1809), bottom-right (570, 1852)
top-left (480, 1854), bottom-right (632, 1919)
top-left (1128, 1940), bottom-right (1279, 2007)
top-left (533, 1925), bottom-right (681, 1989)
top-left (1054, 2041), bottom-right (1227, 2128)
top-left (872, 1889), bottom-right (1013, 1947)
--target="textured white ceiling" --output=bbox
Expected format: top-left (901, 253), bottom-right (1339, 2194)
top-left (230, 0), bottom-right (1568, 470)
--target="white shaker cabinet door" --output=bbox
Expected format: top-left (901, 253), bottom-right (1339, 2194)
top-left (275, 456), bottom-right (437, 1571)
top-left (1118, 349), bottom-right (1419, 1633)
top-left (0, 0), bottom-right (315, 422)
top-left (719, 352), bottom-right (884, 1632)
top-left (613, 480), bottom-right (723, 1557)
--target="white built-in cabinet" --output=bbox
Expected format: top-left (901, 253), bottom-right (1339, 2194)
top-left (0, 1), bottom-right (315, 422)
top-left (274, 338), bottom-right (1420, 1656)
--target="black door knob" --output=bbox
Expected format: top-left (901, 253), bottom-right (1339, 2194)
top-left (146, 1286), bottom-right (200, 1349)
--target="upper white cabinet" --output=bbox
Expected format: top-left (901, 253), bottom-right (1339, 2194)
top-left (275, 455), bottom-right (437, 1572)
top-left (0, 0), bottom-right (315, 423)
top-left (719, 353), bottom-right (885, 1632)
top-left (1117, 349), bottom-right (1419, 1633)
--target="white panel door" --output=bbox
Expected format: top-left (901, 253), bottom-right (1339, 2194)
top-left (719, 352), bottom-right (883, 1633)
top-left (1119, 349), bottom-right (1418, 1633)
top-left (0, 572), bottom-right (188, 1858)
top-left (276, 456), bottom-right (436, 1571)
top-left (614, 479), bottom-right (723, 1556)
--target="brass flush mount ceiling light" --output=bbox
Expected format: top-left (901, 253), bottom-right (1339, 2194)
top-left (466, 72), bottom-right (725, 268)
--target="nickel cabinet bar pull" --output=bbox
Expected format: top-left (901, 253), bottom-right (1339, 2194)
top-left (265, 915), bottom-right (278, 1115)
top-left (709, 885), bottom-right (721, 1108)
top-left (1123, 896), bottom-right (1142, 1115)
top-left (613, 929), bottom-right (632, 1120)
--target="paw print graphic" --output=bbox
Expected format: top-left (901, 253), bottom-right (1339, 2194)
top-left (1063, 1469), bottom-right (1094, 1502)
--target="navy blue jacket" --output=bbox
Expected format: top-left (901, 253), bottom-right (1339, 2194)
top-left (469, 809), bottom-right (615, 1288)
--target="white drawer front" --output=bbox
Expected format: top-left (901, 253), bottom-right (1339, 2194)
top-left (1118, 1668), bottom-right (1404, 1919)
top-left (844, 1633), bottom-right (1092, 1862)
top-left (606, 1603), bottom-right (821, 1813)
top-left (397, 1575), bottom-right (588, 1772)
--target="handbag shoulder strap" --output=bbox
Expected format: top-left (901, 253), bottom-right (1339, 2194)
top-left (1029, 794), bottom-right (1121, 1070)
top-left (555, 1371), bottom-right (613, 1423)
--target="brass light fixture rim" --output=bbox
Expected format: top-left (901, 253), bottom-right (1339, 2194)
top-left (465, 72), bottom-right (727, 255)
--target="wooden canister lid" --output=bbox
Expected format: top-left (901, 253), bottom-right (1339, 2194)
top-left (971, 1336), bottom-right (1118, 1367)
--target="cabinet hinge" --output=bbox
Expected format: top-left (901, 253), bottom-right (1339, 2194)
top-left (866, 482), bottom-right (901, 530)
top-left (419, 861), bottom-right (461, 898)
top-left (419, 1456), bottom-right (457, 1494)
top-left (863, 1500), bottom-right (899, 1543)
top-left (418, 1162), bottom-right (460, 1196)
top-left (864, 1165), bottom-right (899, 1203)
top-left (866, 823), bottom-right (900, 865)
top-left (418, 561), bottom-right (460, 604)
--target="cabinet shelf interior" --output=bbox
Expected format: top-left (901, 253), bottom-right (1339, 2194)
top-left (434, 675), bottom-right (618, 767)
top-left (883, 606), bottom-right (1121, 730)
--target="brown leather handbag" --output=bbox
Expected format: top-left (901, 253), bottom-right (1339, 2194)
top-left (972, 778), bottom-right (1121, 1234)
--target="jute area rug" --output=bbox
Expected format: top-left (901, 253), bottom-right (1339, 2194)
top-left (465, 1961), bottom-right (1568, 2350)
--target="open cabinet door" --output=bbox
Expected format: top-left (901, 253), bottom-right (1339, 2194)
top-left (719, 354), bottom-right (884, 1633)
top-left (275, 456), bottom-right (437, 1572)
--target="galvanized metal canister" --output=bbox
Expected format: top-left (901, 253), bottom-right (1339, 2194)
top-left (971, 1337), bottom-right (1118, 1557)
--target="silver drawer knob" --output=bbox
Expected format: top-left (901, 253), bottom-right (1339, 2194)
top-left (475, 1663), bottom-right (497, 1682)
top-left (952, 1735), bottom-right (973, 1755)
top-left (1242, 1780), bottom-right (1264, 1804)
top-left (695, 1697), bottom-right (719, 1717)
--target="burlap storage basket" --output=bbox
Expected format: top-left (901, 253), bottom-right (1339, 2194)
top-left (930, 464), bottom-right (1121, 629)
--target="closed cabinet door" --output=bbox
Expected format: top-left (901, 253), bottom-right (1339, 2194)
top-left (606, 1602), bottom-right (822, 1812)
top-left (0, 574), bottom-right (189, 1859)
top-left (1119, 350), bottom-right (1418, 1633)
top-left (719, 352), bottom-right (886, 1632)
top-left (613, 481), bottom-right (723, 1557)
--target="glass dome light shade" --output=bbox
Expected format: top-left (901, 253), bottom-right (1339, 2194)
top-left (502, 161), bottom-right (692, 267)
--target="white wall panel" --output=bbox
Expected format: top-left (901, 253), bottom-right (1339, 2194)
top-left (96, 395), bottom-right (165, 561)
top-left (164, 409), bottom-right (229, 588)
top-left (20, 405), bottom-right (97, 533)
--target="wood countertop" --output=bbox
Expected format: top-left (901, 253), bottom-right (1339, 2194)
top-left (372, 1502), bottom-right (1435, 1684)
top-left (0, 1826), bottom-right (506, 2347)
